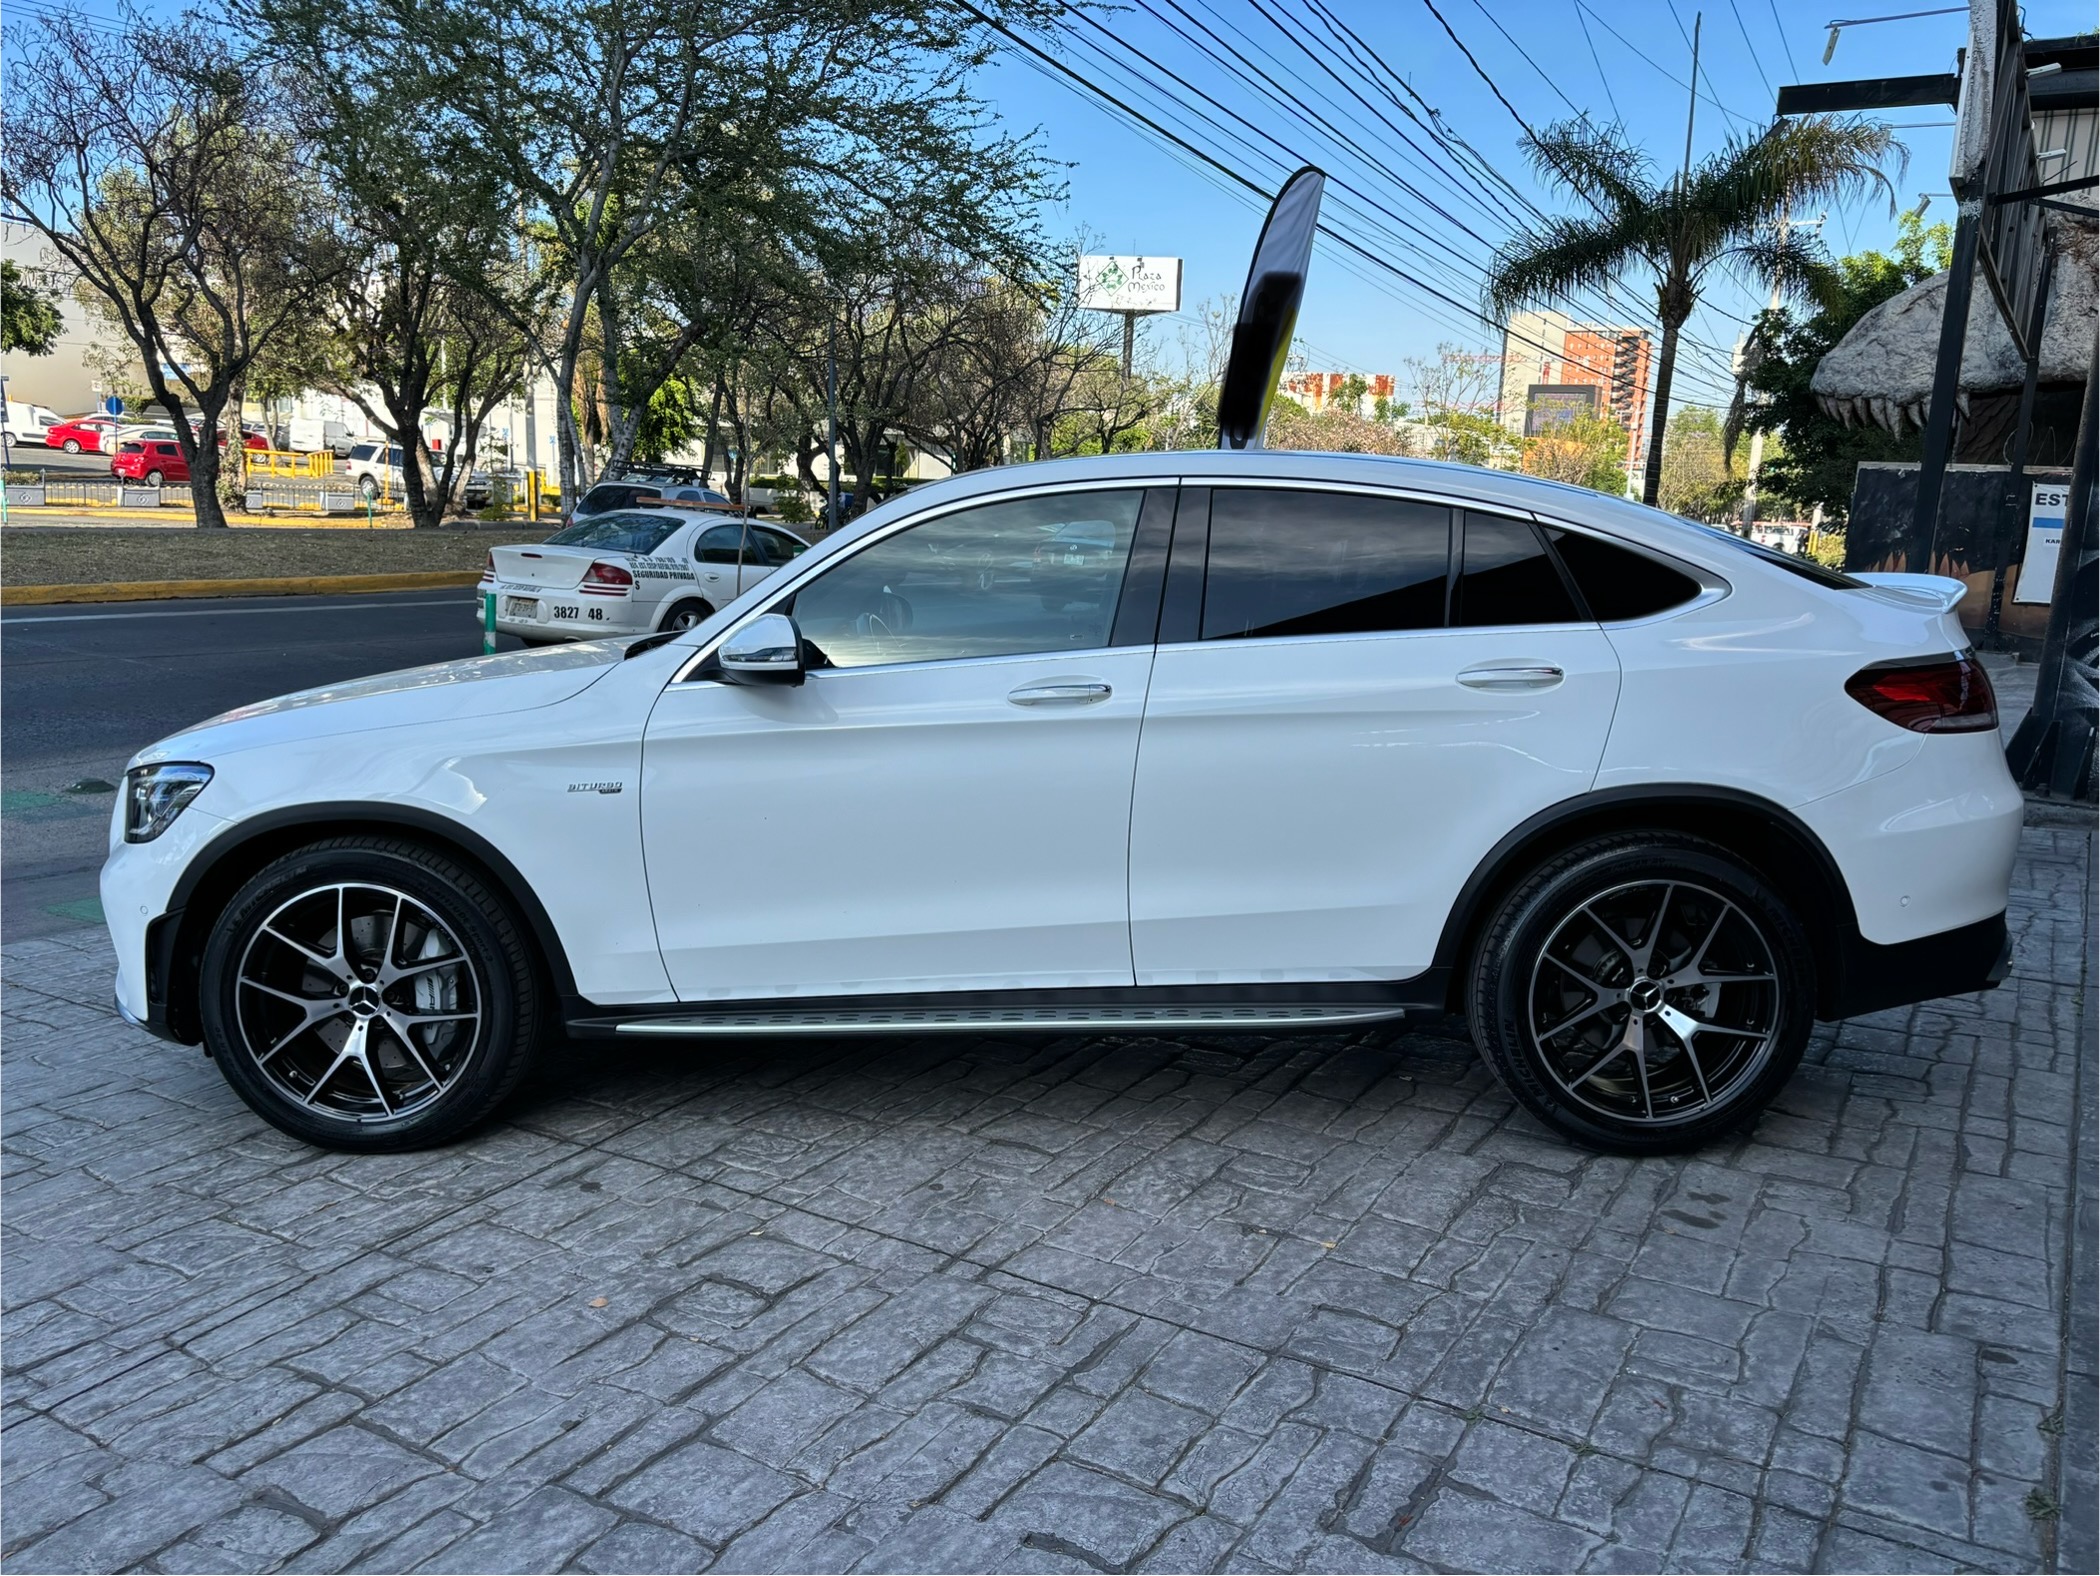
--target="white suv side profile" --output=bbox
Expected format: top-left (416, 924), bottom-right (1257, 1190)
top-left (102, 452), bottom-right (2021, 1155)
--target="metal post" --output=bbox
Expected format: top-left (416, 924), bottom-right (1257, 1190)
top-left (1681, 14), bottom-right (1701, 186)
top-left (826, 311), bottom-right (841, 534)
top-left (2005, 350), bottom-right (2096, 798)
top-left (1907, 200), bottom-right (1983, 573)
top-left (1985, 246), bottom-right (2057, 648)
top-left (482, 590), bottom-right (498, 655)
top-left (1121, 311), bottom-right (1136, 380)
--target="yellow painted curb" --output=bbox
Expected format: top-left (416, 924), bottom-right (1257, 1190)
top-left (1, 571), bottom-right (483, 607)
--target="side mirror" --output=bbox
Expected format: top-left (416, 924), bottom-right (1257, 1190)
top-left (719, 612), bottom-right (804, 685)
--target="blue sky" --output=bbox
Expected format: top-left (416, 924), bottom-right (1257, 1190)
top-left (976, 0), bottom-right (2095, 410)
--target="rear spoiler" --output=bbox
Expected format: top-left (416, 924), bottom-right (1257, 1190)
top-left (1851, 572), bottom-right (1968, 614)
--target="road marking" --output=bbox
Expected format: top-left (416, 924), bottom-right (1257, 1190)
top-left (3, 597), bottom-right (476, 625)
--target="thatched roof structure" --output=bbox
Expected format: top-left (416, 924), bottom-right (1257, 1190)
top-left (1812, 202), bottom-right (2097, 434)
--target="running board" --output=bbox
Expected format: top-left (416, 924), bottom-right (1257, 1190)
top-left (605, 1003), bottom-right (1410, 1036)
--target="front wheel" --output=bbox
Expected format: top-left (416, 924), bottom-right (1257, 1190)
top-left (1467, 832), bottom-right (1814, 1154)
top-left (145, 469), bottom-right (164, 487)
top-left (199, 837), bottom-right (545, 1151)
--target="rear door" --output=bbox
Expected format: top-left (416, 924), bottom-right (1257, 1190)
top-left (1128, 486), bottom-right (1622, 984)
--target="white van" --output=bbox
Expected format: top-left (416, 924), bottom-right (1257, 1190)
top-left (287, 417), bottom-right (353, 456)
top-left (2, 401), bottom-right (64, 447)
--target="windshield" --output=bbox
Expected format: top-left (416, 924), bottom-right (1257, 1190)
top-left (543, 512), bottom-right (681, 554)
top-left (1689, 523), bottom-right (1865, 589)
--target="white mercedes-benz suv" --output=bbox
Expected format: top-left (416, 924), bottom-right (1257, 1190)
top-left (102, 451), bottom-right (2021, 1155)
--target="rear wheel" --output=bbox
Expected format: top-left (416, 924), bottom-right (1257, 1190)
top-left (359, 476), bottom-right (379, 502)
top-left (63, 438), bottom-right (81, 454)
top-left (658, 597), bottom-right (713, 634)
top-left (199, 837), bottom-right (545, 1151)
top-left (1467, 832), bottom-right (1814, 1154)
top-left (145, 469), bottom-right (164, 487)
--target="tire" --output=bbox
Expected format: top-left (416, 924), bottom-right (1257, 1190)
top-left (199, 836), bottom-right (546, 1151)
top-left (63, 438), bottom-right (81, 454)
top-left (360, 476), bottom-right (379, 502)
top-left (145, 470), bottom-right (164, 487)
top-left (658, 597), bottom-right (713, 634)
top-left (1466, 831), bottom-right (1814, 1155)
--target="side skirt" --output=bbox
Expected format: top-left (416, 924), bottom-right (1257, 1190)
top-left (563, 973), bottom-right (1451, 1040)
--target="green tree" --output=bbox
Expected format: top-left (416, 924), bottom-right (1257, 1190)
top-left (1737, 211), bottom-right (1954, 520)
top-left (1656, 404), bottom-right (1741, 519)
top-left (3, 10), bottom-right (339, 526)
top-left (1486, 115), bottom-right (1898, 507)
top-left (1522, 411), bottom-right (1629, 496)
top-left (262, 0), bottom-right (1057, 496)
top-left (1, 260), bottom-right (64, 356)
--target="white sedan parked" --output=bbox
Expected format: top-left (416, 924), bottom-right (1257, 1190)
top-left (103, 451), bottom-right (2019, 1155)
top-left (476, 506), bottom-right (812, 642)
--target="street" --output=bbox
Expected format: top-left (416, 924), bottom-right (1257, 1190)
top-left (0, 591), bottom-right (508, 940)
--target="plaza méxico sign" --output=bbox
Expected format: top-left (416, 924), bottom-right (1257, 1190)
top-left (1078, 255), bottom-right (1184, 315)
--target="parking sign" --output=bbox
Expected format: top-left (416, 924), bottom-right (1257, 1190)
top-left (2014, 481), bottom-right (2067, 604)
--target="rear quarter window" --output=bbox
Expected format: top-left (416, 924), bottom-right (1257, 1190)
top-left (1543, 527), bottom-right (1704, 621)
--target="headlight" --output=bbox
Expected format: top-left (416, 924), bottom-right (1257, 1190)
top-left (124, 763), bottom-right (213, 843)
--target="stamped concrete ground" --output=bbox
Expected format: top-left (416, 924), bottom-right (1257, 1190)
top-left (3, 820), bottom-right (2092, 1575)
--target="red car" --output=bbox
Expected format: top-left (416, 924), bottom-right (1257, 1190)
top-left (46, 416), bottom-right (121, 455)
top-left (112, 439), bottom-right (190, 486)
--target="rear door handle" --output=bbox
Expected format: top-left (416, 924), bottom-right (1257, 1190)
top-left (1457, 663), bottom-right (1565, 691)
top-left (1008, 681), bottom-right (1112, 706)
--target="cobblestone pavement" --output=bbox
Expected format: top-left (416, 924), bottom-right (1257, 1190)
top-left (3, 820), bottom-right (2092, 1575)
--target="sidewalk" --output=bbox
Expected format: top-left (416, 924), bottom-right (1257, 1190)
top-left (0, 822), bottom-right (2089, 1571)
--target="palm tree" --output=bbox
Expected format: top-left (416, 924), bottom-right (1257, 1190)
top-left (1486, 117), bottom-right (1898, 508)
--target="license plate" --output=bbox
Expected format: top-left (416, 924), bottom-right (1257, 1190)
top-left (504, 595), bottom-right (538, 618)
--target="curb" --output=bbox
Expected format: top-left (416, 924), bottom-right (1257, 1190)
top-left (1, 571), bottom-right (483, 607)
top-left (3, 509), bottom-right (410, 527)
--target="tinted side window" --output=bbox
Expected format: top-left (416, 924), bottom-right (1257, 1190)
top-left (1453, 511), bottom-right (1580, 627)
top-left (1202, 490), bottom-right (1450, 641)
top-left (1544, 528), bottom-right (1703, 621)
top-left (753, 526), bottom-right (806, 563)
top-left (694, 525), bottom-right (744, 564)
top-left (792, 489), bottom-right (1144, 668)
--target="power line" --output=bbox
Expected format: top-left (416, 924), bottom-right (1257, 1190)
top-left (963, 1), bottom-right (1741, 407)
top-left (1728, 0), bottom-right (1778, 103)
top-left (1576, 0), bottom-right (1759, 128)
top-left (1764, 0), bottom-right (1802, 78)
top-left (1077, 0), bottom-right (1739, 386)
top-left (1461, 0), bottom-right (1586, 119)
top-left (1570, 1), bottom-right (1625, 124)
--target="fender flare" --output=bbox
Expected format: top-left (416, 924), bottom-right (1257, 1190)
top-left (167, 801), bottom-right (580, 1002)
top-left (1427, 783), bottom-right (1859, 995)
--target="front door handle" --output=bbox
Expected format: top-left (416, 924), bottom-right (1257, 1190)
top-left (1457, 663), bottom-right (1565, 691)
top-left (1008, 681), bottom-right (1112, 706)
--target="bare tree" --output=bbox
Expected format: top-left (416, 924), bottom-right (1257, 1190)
top-left (2, 6), bottom-right (338, 527)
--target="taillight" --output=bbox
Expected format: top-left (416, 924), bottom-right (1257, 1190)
top-left (1845, 653), bottom-right (1998, 733)
top-left (582, 561), bottom-right (633, 591)
top-left (483, 551), bottom-right (494, 574)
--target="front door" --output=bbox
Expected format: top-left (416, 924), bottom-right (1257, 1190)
top-left (1129, 487), bottom-right (1622, 984)
top-left (642, 484), bottom-right (1173, 1000)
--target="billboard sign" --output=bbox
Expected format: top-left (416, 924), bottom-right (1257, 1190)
top-left (1524, 384), bottom-right (1598, 437)
top-left (2014, 480), bottom-right (2067, 604)
top-left (1078, 255), bottom-right (1183, 315)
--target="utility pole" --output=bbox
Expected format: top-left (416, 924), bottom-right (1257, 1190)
top-left (1681, 13), bottom-right (1702, 189)
top-left (825, 310), bottom-right (841, 535)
